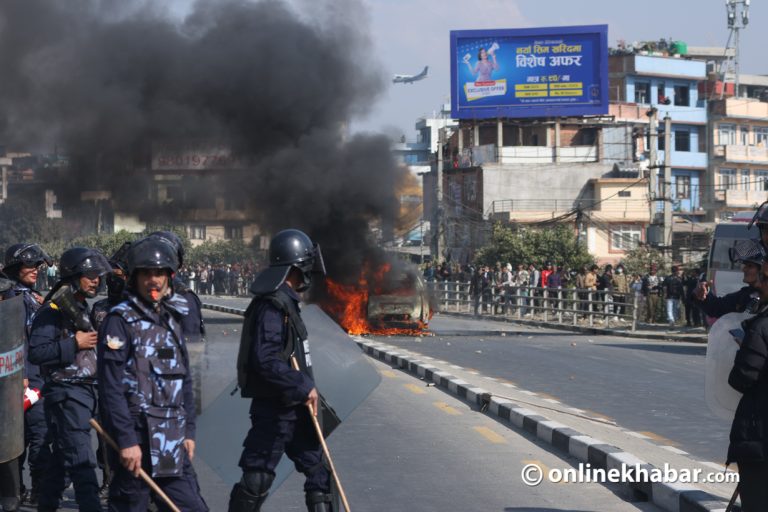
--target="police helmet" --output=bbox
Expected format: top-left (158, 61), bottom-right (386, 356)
top-left (729, 238), bottom-right (766, 266)
top-left (250, 229), bottom-right (325, 294)
top-left (125, 237), bottom-right (179, 276)
top-left (108, 242), bottom-right (132, 272)
top-left (749, 201), bottom-right (768, 230)
top-left (148, 231), bottom-right (185, 267)
top-left (59, 247), bottom-right (111, 280)
top-left (4, 243), bottom-right (52, 271)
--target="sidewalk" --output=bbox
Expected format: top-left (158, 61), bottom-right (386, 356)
top-left (440, 311), bottom-right (708, 343)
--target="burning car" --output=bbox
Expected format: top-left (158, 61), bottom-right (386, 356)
top-left (321, 263), bottom-right (432, 335)
top-left (366, 271), bottom-right (431, 330)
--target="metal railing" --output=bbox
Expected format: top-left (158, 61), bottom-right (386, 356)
top-left (428, 281), bottom-right (639, 331)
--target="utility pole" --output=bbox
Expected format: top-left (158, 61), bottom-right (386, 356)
top-left (647, 108), bottom-right (658, 225)
top-left (724, 0), bottom-right (750, 97)
top-left (663, 115), bottom-right (673, 261)
top-left (433, 127), bottom-right (445, 263)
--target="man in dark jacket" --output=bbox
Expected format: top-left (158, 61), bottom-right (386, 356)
top-left (664, 266), bottom-right (685, 328)
top-left (727, 256), bottom-right (768, 510)
top-left (230, 229), bottom-right (331, 512)
top-left (692, 238), bottom-right (763, 319)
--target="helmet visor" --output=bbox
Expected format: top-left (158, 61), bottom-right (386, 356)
top-left (14, 244), bottom-right (52, 268)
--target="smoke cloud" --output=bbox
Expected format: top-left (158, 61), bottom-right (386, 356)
top-left (0, 0), bottom-right (409, 280)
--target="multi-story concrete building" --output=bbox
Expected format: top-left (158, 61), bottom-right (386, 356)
top-left (609, 52), bottom-right (708, 218)
top-left (707, 97), bottom-right (768, 220)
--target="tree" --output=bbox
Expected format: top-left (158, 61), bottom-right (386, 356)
top-left (621, 244), bottom-right (669, 276)
top-left (475, 223), bottom-right (594, 270)
top-left (187, 239), bottom-right (257, 266)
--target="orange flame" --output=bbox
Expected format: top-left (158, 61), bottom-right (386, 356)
top-left (321, 263), bottom-right (430, 336)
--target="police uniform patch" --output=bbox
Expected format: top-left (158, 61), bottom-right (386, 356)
top-left (106, 335), bottom-right (125, 350)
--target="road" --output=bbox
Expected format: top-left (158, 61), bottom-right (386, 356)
top-left (19, 307), bottom-right (660, 511)
top-left (201, 296), bottom-right (730, 465)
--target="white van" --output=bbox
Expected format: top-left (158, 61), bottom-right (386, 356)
top-left (707, 212), bottom-right (759, 297)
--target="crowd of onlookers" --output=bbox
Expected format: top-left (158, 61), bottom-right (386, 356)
top-left (423, 260), bottom-right (706, 328)
top-left (177, 262), bottom-right (260, 296)
top-left (0, 260), bottom-right (261, 297)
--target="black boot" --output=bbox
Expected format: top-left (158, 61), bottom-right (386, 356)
top-left (305, 491), bottom-right (334, 512)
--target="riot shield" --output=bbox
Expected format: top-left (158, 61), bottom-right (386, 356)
top-left (706, 311), bottom-right (751, 420)
top-left (197, 304), bottom-right (381, 489)
top-left (0, 295), bottom-right (25, 463)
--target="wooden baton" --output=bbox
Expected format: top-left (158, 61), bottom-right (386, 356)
top-left (290, 356), bottom-right (351, 512)
top-left (89, 418), bottom-right (181, 512)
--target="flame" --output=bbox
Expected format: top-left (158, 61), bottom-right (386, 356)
top-left (320, 263), bottom-right (430, 336)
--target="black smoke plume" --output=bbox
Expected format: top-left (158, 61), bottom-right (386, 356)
top-left (0, 0), bottom-right (409, 281)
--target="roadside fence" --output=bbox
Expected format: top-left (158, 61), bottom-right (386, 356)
top-left (427, 282), bottom-right (639, 331)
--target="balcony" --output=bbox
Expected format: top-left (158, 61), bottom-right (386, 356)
top-left (717, 189), bottom-right (768, 208)
top-left (716, 145), bottom-right (768, 164)
top-left (498, 145), bottom-right (597, 165)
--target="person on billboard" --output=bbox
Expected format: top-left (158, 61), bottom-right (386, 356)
top-left (464, 46), bottom-right (498, 82)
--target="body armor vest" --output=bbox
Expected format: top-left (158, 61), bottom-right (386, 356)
top-left (110, 292), bottom-right (190, 477)
top-left (43, 301), bottom-right (98, 384)
top-left (237, 288), bottom-right (313, 402)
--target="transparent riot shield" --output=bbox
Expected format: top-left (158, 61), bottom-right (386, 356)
top-left (197, 304), bottom-right (381, 489)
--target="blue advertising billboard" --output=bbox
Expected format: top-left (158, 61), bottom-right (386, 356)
top-left (450, 25), bottom-right (608, 119)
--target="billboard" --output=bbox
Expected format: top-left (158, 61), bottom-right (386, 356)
top-left (450, 25), bottom-right (608, 119)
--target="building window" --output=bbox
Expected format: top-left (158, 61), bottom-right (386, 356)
top-left (755, 127), bottom-right (768, 146)
top-left (635, 82), bottom-right (650, 104)
top-left (698, 126), bottom-right (707, 152)
top-left (740, 127), bottom-right (750, 146)
top-left (754, 170), bottom-right (768, 190)
top-left (675, 130), bottom-right (691, 152)
top-left (673, 85), bottom-right (690, 106)
top-left (225, 225), bottom-right (243, 240)
top-left (611, 225), bottom-right (642, 251)
top-left (656, 81), bottom-right (669, 104)
top-left (720, 124), bottom-right (737, 145)
top-left (741, 170), bottom-right (751, 190)
top-left (618, 191), bottom-right (631, 198)
top-left (719, 168), bottom-right (737, 190)
top-left (675, 176), bottom-right (690, 199)
top-left (189, 225), bottom-right (206, 240)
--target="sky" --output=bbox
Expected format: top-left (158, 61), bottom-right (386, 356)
top-left (165, 0), bottom-right (766, 141)
top-left (356, 0), bottom-right (766, 139)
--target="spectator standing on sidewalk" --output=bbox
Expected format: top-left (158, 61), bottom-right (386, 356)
top-left (199, 266), bottom-right (209, 295)
top-left (516, 264), bottom-right (529, 315)
top-left (664, 265), bottom-right (685, 328)
top-left (547, 264), bottom-right (563, 312)
top-left (423, 262), bottom-right (435, 282)
top-left (612, 264), bottom-right (629, 318)
top-left (583, 265), bottom-right (598, 315)
top-left (598, 265), bottom-right (614, 320)
top-left (529, 264), bottom-right (541, 310)
top-left (683, 268), bottom-right (702, 327)
top-left (642, 264), bottom-right (662, 323)
top-left (469, 266), bottom-right (483, 316)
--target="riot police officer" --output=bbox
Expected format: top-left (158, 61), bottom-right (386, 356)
top-left (229, 229), bottom-right (331, 512)
top-left (148, 231), bottom-right (206, 343)
top-left (2, 243), bottom-right (53, 505)
top-left (693, 238), bottom-right (763, 318)
top-left (97, 237), bottom-right (208, 512)
top-left (0, 271), bottom-right (21, 512)
top-left (91, 241), bottom-right (131, 329)
top-left (28, 247), bottom-right (111, 512)
top-left (90, 241), bottom-right (132, 500)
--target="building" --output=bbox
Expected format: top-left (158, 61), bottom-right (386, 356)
top-left (707, 96), bottom-right (768, 220)
top-left (609, 51), bottom-right (708, 219)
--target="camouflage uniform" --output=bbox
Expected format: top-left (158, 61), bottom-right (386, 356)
top-left (98, 291), bottom-right (208, 512)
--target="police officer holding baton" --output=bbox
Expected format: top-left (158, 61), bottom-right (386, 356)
top-left (229, 229), bottom-right (333, 512)
top-left (97, 236), bottom-right (208, 511)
